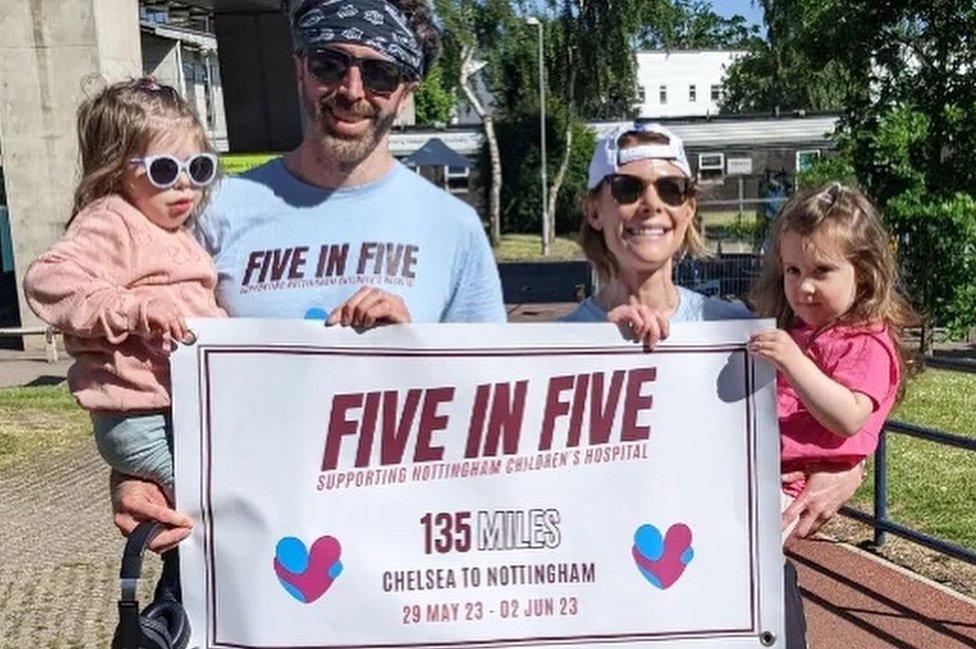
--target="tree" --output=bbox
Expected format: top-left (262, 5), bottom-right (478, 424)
top-left (729, 1), bottom-right (976, 339)
top-left (721, 1), bottom-right (852, 113)
top-left (433, 0), bottom-right (519, 247)
top-left (528, 0), bottom-right (645, 249)
top-left (639, 0), bottom-right (761, 50)
top-left (835, 2), bottom-right (976, 340)
top-left (412, 61), bottom-right (455, 126)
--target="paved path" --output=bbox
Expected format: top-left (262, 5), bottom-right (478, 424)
top-left (0, 348), bottom-right (71, 388)
top-left (791, 539), bottom-right (976, 648)
top-left (0, 437), bottom-right (160, 648)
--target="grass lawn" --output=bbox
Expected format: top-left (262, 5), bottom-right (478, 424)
top-left (493, 234), bottom-right (584, 262)
top-left (853, 368), bottom-right (976, 548)
top-left (0, 385), bottom-right (89, 470)
top-left (221, 152), bottom-right (280, 176)
top-left (699, 209), bottom-right (759, 227)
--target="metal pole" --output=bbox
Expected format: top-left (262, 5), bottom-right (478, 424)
top-left (737, 176), bottom-right (744, 220)
top-left (537, 22), bottom-right (549, 256)
top-left (873, 432), bottom-right (888, 546)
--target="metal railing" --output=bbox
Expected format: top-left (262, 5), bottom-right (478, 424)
top-left (840, 357), bottom-right (976, 565)
top-left (674, 254), bottom-right (761, 302)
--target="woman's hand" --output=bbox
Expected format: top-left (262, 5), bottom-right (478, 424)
top-left (326, 287), bottom-right (411, 328)
top-left (111, 471), bottom-right (193, 553)
top-left (782, 461), bottom-right (865, 538)
top-left (608, 296), bottom-right (670, 348)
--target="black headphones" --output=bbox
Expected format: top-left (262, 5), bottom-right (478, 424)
top-left (112, 522), bottom-right (191, 649)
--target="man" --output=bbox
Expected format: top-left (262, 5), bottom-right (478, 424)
top-left (112, 0), bottom-right (505, 553)
top-left (201, 0), bottom-right (504, 326)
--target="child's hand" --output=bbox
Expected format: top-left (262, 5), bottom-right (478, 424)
top-left (748, 329), bottom-right (804, 373)
top-left (608, 297), bottom-right (670, 348)
top-left (143, 296), bottom-right (189, 346)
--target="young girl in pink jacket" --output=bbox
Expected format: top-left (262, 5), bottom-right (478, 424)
top-left (24, 77), bottom-right (225, 501)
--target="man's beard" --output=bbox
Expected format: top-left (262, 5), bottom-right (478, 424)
top-left (307, 93), bottom-right (396, 168)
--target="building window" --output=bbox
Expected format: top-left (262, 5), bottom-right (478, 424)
top-left (637, 85), bottom-right (646, 103)
top-left (659, 85), bottom-right (667, 104)
top-left (140, 6), bottom-right (169, 24)
top-left (796, 149), bottom-right (822, 172)
top-left (689, 85), bottom-right (697, 103)
top-left (445, 166), bottom-right (470, 194)
top-left (698, 152), bottom-right (725, 182)
top-left (711, 84), bottom-right (722, 102)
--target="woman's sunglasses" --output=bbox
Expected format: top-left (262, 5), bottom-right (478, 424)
top-left (305, 47), bottom-right (412, 95)
top-left (604, 174), bottom-right (692, 207)
top-left (129, 153), bottom-right (218, 189)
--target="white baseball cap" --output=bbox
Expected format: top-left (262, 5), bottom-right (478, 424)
top-left (587, 121), bottom-right (692, 189)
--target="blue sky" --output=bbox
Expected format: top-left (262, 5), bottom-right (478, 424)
top-left (709, 0), bottom-right (765, 27)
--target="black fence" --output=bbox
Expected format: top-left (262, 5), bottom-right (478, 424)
top-left (499, 255), bottom-right (763, 306)
top-left (674, 253), bottom-right (761, 302)
top-left (498, 261), bottom-right (593, 304)
top-left (840, 358), bottom-right (976, 565)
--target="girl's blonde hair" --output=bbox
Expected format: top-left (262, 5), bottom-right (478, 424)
top-left (579, 130), bottom-right (707, 283)
top-left (71, 77), bottom-right (216, 224)
top-left (750, 183), bottom-right (922, 394)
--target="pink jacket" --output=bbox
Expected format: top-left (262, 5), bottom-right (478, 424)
top-left (24, 195), bottom-right (226, 412)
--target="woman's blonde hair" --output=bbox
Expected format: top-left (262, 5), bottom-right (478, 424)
top-left (71, 77), bottom-right (216, 224)
top-left (578, 130), bottom-right (707, 283)
top-left (749, 183), bottom-right (922, 395)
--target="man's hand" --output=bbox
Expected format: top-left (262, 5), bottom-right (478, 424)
top-left (326, 286), bottom-right (411, 328)
top-left (110, 471), bottom-right (193, 553)
top-left (607, 297), bottom-right (670, 348)
top-left (782, 461), bottom-right (865, 539)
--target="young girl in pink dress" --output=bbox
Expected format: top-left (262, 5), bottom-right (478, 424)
top-left (748, 183), bottom-right (920, 537)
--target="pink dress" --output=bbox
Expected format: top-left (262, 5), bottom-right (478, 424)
top-left (779, 322), bottom-right (900, 497)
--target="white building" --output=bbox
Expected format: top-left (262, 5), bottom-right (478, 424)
top-left (634, 50), bottom-right (746, 119)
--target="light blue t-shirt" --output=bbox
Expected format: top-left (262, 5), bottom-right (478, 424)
top-left (195, 160), bottom-right (505, 323)
top-left (561, 286), bottom-right (752, 322)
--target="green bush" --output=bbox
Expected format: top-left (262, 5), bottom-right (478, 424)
top-left (888, 191), bottom-right (976, 339)
top-left (413, 62), bottom-right (454, 126)
top-left (796, 152), bottom-right (858, 190)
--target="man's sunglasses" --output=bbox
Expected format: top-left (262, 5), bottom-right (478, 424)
top-left (604, 174), bottom-right (692, 207)
top-left (129, 153), bottom-right (218, 189)
top-left (305, 47), bottom-right (413, 95)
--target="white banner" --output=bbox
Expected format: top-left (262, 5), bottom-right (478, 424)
top-left (172, 319), bottom-right (783, 649)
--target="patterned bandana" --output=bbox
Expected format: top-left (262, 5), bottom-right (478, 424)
top-left (292, 0), bottom-right (424, 79)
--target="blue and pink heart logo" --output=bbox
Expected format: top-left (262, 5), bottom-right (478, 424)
top-left (273, 535), bottom-right (343, 604)
top-left (632, 523), bottom-right (694, 589)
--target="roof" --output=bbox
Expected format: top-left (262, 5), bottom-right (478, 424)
top-left (389, 114), bottom-right (841, 157)
top-left (401, 138), bottom-right (472, 169)
top-left (590, 114), bottom-right (840, 148)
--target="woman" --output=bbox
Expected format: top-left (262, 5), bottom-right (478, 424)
top-left (566, 121), bottom-right (865, 649)
top-left (565, 122), bottom-right (749, 332)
